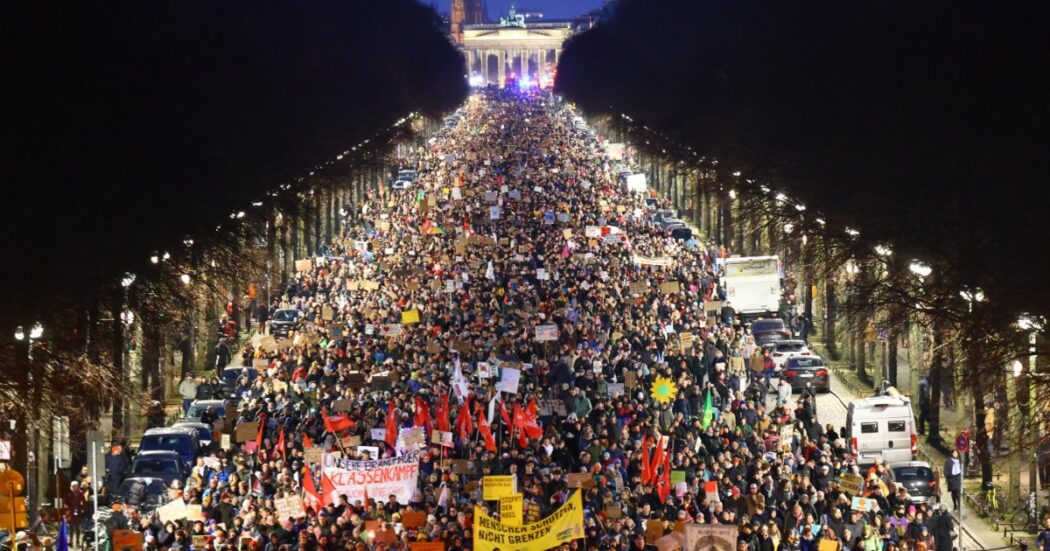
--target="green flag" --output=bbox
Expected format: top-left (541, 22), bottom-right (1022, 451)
top-left (701, 388), bottom-right (716, 429)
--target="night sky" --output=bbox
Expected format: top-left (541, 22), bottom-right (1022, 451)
top-left (486, 0), bottom-right (605, 19)
top-left (423, 0), bottom-right (605, 20)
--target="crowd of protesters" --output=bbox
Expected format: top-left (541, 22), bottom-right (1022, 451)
top-left (56, 90), bottom-right (966, 551)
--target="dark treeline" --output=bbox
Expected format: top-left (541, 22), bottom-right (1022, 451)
top-left (556, 0), bottom-right (1050, 318)
top-left (3, 0), bottom-right (467, 323)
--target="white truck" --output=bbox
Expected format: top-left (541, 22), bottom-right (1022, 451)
top-left (722, 256), bottom-right (782, 317)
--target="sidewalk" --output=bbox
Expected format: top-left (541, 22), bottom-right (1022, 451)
top-left (809, 335), bottom-right (1028, 551)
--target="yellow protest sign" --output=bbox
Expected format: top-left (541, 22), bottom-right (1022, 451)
top-left (499, 494), bottom-right (524, 526)
top-left (401, 309), bottom-right (421, 325)
top-left (482, 475), bottom-right (517, 501)
top-left (474, 490), bottom-right (584, 551)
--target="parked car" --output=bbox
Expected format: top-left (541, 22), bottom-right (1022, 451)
top-left (391, 179), bottom-right (413, 191)
top-left (137, 427), bottom-right (200, 470)
top-left (184, 399), bottom-right (228, 423)
top-left (115, 476), bottom-right (169, 511)
top-left (888, 461), bottom-right (938, 504)
top-left (781, 356), bottom-right (830, 392)
top-left (129, 450), bottom-right (188, 486)
top-left (750, 318), bottom-right (791, 344)
top-left (669, 226), bottom-right (693, 240)
top-left (171, 420), bottom-right (214, 449)
top-left (269, 308), bottom-right (302, 337)
top-left (846, 395), bottom-right (917, 466)
top-left (765, 339), bottom-right (812, 371)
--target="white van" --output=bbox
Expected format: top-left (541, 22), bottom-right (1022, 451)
top-left (845, 394), bottom-right (917, 466)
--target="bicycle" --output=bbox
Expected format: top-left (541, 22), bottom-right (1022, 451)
top-left (977, 482), bottom-right (1003, 519)
top-left (1006, 492), bottom-right (1050, 532)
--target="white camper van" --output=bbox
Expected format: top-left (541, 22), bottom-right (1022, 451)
top-left (845, 393), bottom-right (917, 466)
top-left (722, 256), bottom-right (782, 317)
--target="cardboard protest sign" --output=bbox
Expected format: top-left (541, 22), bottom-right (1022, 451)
top-left (629, 282), bottom-right (649, 295)
top-left (410, 543), bottom-right (444, 551)
top-left (660, 281), bottom-right (681, 294)
top-left (156, 499), bottom-right (188, 523)
top-left (625, 371), bottom-right (638, 389)
top-left (186, 504), bottom-right (204, 522)
top-left (656, 534), bottom-right (683, 551)
top-left (679, 332), bottom-right (694, 352)
top-left (684, 524), bottom-right (737, 551)
top-left (495, 367), bottom-right (521, 394)
top-left (451, 459), bottom-right (472, 474)
top-left (851, 496), bottom-right (878, 512)
top-left (191, 536), bottom-right (208, 550)
top-left (839, 474), bottom-right (864, 496)
top-left (295, 259), bottom-right (313, 272)
top-left (607, 383), bottom-right (625, 397)
top-left (274, 496), bottom-right (307, 520)
top-left (646, 521), bottom-right (666, 544)
top-left (304, 447), bottom-right (324, 465)
top-left (332, 399), bottom-right (353, 412)
top-left (235, 422), bottom-right (259, 443)
top-left (604, 505), bottom-right (622, 519)
top-left (567, 472), bottom-right (595, 489)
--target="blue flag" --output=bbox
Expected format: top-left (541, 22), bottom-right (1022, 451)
top-left (57, 519), bottom-right (69, 551)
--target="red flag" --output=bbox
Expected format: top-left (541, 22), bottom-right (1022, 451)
top-left (303, 434), bottom-right (314, 449)
top-left (422, 219), bottom-right (433, 236)
top-left (640, 435), bottom-right (652, 485)
top-left (512, 404), bottom-right (529, 448)
top-left (414, 396), bottom-right (432, 433)
top-left (499, 398), bottom-right (511, 427)
top-left (277, 427), bottom-right (286, 456)
top-left (522, 399), bottom-right (544, 439)
top-left (303, 465), bottom-right (321, 507)
top-left (323, 410), bottom-right (354, 434)
top-left (435, 392), bottom-right (451, 432)
top-left (321, 470), bottom-right (336, 507)
top-left (385, 400), bottom-right (399, 448)
top-left (254, 417), bottom-right (265, 453)
top-left (650, 436), bottom-right (666, 482)
top-left (455, 397), bottom-right (474, 440)
top-left (478, 410), bottom-right (496, 452)
top-left (657, 448), bottom-right (672, 504)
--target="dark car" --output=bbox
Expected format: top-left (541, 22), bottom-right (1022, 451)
top-left (129, 450), bottom-right (188, 486)
top-left (781, 356), bottom-right (830, 391)
top-left (115, 476), bottom-right (169, 511)
top-left (670, 226), bottom-right (693, 240)
top-left (184, 399), bottom-right (228, 423)
top-left (171, 421), bottom-right (214, 449)
top-left (220, 366), bottom-right (257, 396)
top-left (269, 308), bottom-right (302, 337)
top-left (137, 427), bottom-right (200, 470)
top-left (751, 318), bottom-right (791, 344)
top-left (889, 461), bottom-right (938, 504)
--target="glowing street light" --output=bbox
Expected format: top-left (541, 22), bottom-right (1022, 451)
top-left (121, 273), bottom-right (137, 288)
top-left (1012, 360), bottom-right (1023, 378)
top-left (29, 323), bottom-right (43, 340)
top-left (909, 261), bottom-right (932, 277)
top-left (874, 244), bottom-right (893, 257)
top-left (180, 274), bottom-right (191, 285)
top-left (14, 326), bottom-right (25, 341)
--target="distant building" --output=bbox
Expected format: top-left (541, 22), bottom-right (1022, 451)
top-left (450, 0), bottom-right (487, 44)
top-left (459, 5), bottom-right (574, 88)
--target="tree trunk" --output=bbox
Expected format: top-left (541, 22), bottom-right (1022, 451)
top-left (888, 330), bottom-right (899, 388)
top-left (928, 326), bottom-right (943, 446)
top-left (111, 289), bottom-right (125, 438)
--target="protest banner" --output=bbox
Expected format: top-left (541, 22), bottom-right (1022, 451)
top-left (482, 475), bottom-right (517, 501)
top-left (656, 534), bottom-right (684, 551)
top-left (274, 496), bottom-right (306, 520)
top-left (473, 490), bottom-right (584, 551)
top-left (410, 543), bottom-right (444, 551)
top-left (684, 524), bottom-right (737, 551)
top-left (499, 494), bottom-right (524, 526)
top-left (322, 452), bottom-right (420, 505)
top-left (633, 255), bottom-right (673, 267)
top-left (111, 530), bottom-right (143, 551)
top-left (533, 324), bottom-right (559, 342)
top-left (379, 323), bottom-right (403, 337)
top-left (536, 398), bottom-right (567, 417)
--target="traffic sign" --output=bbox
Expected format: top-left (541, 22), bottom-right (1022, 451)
top-left (955, 432), bottom-right (970, 453)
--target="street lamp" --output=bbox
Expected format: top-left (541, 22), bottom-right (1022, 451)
top-left (29, 323), bottom-right (43, 340)
top-left (121, 272), bottom-right (136, 288)
top-left (180, 273), bottom-right (191, 285)
top-left (14, 326), bottom-right (25, 341)
top-left (908, 261), bottom-right (932, 278)
top-left (874, 244), bottom-right (893, 257)
top-left (845, 227), bottom-right (860, 238)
